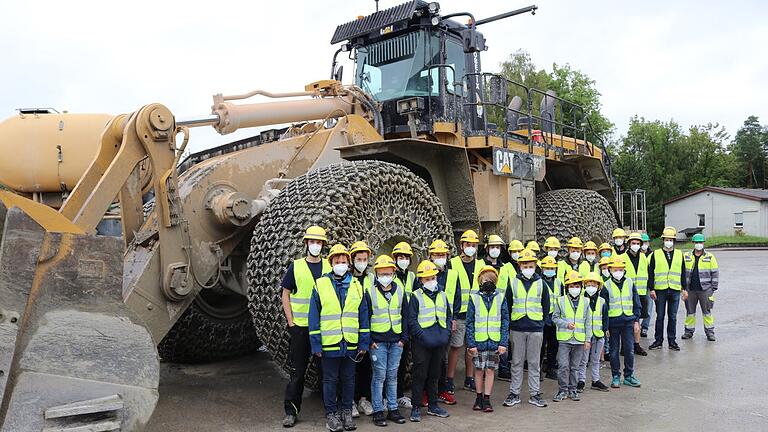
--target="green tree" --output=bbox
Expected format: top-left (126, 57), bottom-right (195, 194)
top-left (731, 115), bottom-right (767, 188)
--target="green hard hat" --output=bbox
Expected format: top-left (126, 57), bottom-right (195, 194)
top-left (640, 233), bottom-right (650, 242)
top-left (691, 233), bottom-right (705, 243)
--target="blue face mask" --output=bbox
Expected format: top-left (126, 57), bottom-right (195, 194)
top-left (543, 269), bottom-right (556, 278)
top-left (601, 252), bottom-right (611, 258)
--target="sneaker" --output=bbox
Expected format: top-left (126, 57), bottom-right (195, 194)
top-left (503, 392), bottom-right (521, 407)
top-left (591, 380), bottom-right (610, 392)
top-left (648, 341), bottom-right (663, 350)
top-left (681, 331), bottom-right (693, 340)
top-left (623, 375), bottom-right (642, 387)
top-left (611, 375), bottom-right (621, 388)
top-left (568, 390), bottom-right (580, 401)
top-left (483, 397), bottom-right (494, 413)
top-left (351, 403), bottom-right (360, 419)
top-left (552, 391), bottom-right (567, 402)
top-left (498, 369), bottom-right (512, 381)
top-left (473, 394), bottom-right (484, 411)
top-left (545, 370), bottom-right (558, 380)
top-left (669, 342), bottom-right (681, 351)
top-left (427, 405), bottom-right (449, 418)
top-left (438, 391), bottom-right (457, 405)
top-left (576, 381), bottom-right (585, 393)
top-left (396, 396), bottom-right (412, 409)
top-left (634, 344), bottom-right (648, 356)
top-left (409, 407), bottom-right (421, 422)
top-left (387, 409), bottom-right (406, 424)
top-left (341, 409), bottom-right (356, 431)
top-left (358, 398), bottom-right (373, 416)
top-left (326, 413), bottom-right (343, 432)
top-left (282, 414), bottom-right (297, 428)
top-left (464, 377), bottom-right (476, 392)
top-left (706, 333), bottom-right (716, 342)
top-left (446, 378), bottom-right (455, 394)
top-left (372, 411), bottom-right (386, 427)
top-left (640, 329), bottom-right (648, 338)
top-left (528, 393), bottom-right (548, 407)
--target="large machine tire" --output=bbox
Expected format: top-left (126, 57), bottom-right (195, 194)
top-left (536, 188), bottom-right (618, 248)
top-left (247, 160), bottom-right (453, 389)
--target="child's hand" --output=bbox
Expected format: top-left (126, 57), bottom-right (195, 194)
top-left (468, 347), bottom-right (478, 355)
top-left (584, 342), bottom-right (591, 352)
top-left (567, 323), bottom-right (575, 330)
top-left (498, 346), bottom-right (507, 355)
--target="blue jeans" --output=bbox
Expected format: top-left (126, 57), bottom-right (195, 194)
top-left (654, 290), bottom-right (681, 344)
top-left (321, 355), bottom-right (357, 415)
top-left (609, 323), bottom-right (634, 378)
top-left (370, 342), bottom-right (403, 413)
top-left (642, 297), bottom-right (654, 331)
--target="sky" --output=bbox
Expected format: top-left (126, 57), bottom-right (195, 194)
top-left (1, 0), bottom-right (766, 153)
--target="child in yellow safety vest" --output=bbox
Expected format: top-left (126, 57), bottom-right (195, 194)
top-left (552, 271), bottom-right (592, 402)
top-left (349, 241), bottom-right (374, 418)
top-left (539, 256), bottom-right (561, 381)
top-left (466, 266), bottom-right (510, 413)
top-left (577, 272), bottom-right (610, 392)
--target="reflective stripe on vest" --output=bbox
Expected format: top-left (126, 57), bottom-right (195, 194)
top-left (591, 296), bottom-right (606, 338)
top-left (510, 278), bottom-right (544, 321)
top-left (413, 289), bottom-right (448, 329)
top-left (315, 276), bottom-right (363, 351)
top-left (556, 295), bottom-right (588, 342)
top-left (683, 252), bottom-right (719, 290)
top-left (471, 292), bottom-right (502, 342)
top-left (290, 258), bottom-right (330, 327)
top-left (606, 278), bottom-right (634, 318)
top-left (450, 257), bottom-right (485, 313)
top-left (653, 249), bottom-right (683, 291)
top-left (443, 269), bottom-right (460, 312)
top-left (544, 278), bottom-right (563, 314)
top-left (623, 252), bottom-right (649, 295)
top-left (369, 285), bottom-right (404, 334)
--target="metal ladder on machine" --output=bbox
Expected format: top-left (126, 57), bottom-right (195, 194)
top-left (616, 186), bottom-right (647, 233)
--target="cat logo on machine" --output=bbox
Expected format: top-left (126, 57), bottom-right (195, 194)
top-left (492, 147), bottom-right (545, 180)
top-left (380, 25), bottom-right (394, 35)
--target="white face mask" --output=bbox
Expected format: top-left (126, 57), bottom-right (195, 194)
top-left (547, 250), bottom-right (558, 258)
top-left (601, 268), bottom-right (610, 278)
top-left (354, 261), bottom-right (368, 272)
top-left (641, 244), bottom-right (649, 251)
top-left (612, 270), bottom-right (625, 280)
top-left (423, 279), bottom-right (438, 291)
top-left (377, 274), bottom-right (393, 286)
top-left (664, 240), bottom-right (674, 249)
top-left (433, 257), bottom-right (447, 268)
top-left (569, 251), bottom-right (581, 261)
top-left (333, 263), bottom-right (348, 276)
top-left (521, 268), bottom-right (535, 279)
top-left (308, 243), bottom-right (322, 257)
top-left (488, 247), bottom-right (501, 258)
top-left (630, 244), bottom-right (641, 253)
top-left (568, 287), bottom-right (582, 298)
top-left (614, 238), bottom-right (624, 247)
top-left (397, 258), bottom-right (410, 270)
top-left (694, 243), bottom-right (704, 251)
top-left (585, 254), bottom-right (596, 262)
top-left (510, 252), bottom-right (520, 261)
top-left (463, 246), bottom-right (476, 257)
top-left (585, 285), bottom-right (598, 296)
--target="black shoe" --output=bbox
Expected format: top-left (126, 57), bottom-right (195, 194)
top-left (640, 329), bottom-right (648, 338)
top-left (473, 394), bottom-right (484, 411)
top-left (648, 341), bottom-right (663, 350)
top-left (341, 409), bottom-right (356, 431)
top-left (706, 333), bottom-right (716, 342)
top-left (634, 344), bottom-right (648, 356)
top-left (326, 413), bottom-right (343, 432)
top-left (669, 342), bottom-right (680, 351)
top-left (282, 414), bottom-right (297, 428)
top-left (545, 370), bottom-right (558, 380)
top-left (591, 380), bottom-right (610, 392)
top-left (372, 412), bottom-right (387, 427)
top-left (576, 381), bottom-right (585, 393)
top-left (483, 397), bottom-right (493, 413)
top-left (387, 409), bottom-right (406, 424)
top-left (682, 331), bottom-right (693, 340)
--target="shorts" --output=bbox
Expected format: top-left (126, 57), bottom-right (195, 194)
top-left (639, 294), bottom-right (649, 319)
top-left (472, 350), bottom-right (500, 370)
top-left (450, 319), bottom-right (466, 348)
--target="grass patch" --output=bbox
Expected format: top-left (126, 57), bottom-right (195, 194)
top-left (650, 235), bottom-right (768, 250)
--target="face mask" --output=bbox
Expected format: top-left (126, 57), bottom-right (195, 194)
top-left (397, 258), bottom-right (410, 270)
top-left (354, 261), bottom-right (368, 272)
top-left (423, 279), bottom-right (438, 291)
top-left (480, 281), bottom-right (496, 294)
top-left (630, 244), bottom-right (641, 253)
top-left (308, 243), bottom-right (322, 257)
top-left (568, 287), bottom-right (582, 298)
top-left (694, 243), bottom-right (704, 251)
top-left (463, 246), bottom-right (476, 257)
top-left (601, 251), bottom-right (611, 258)
top-left (547, 250), bottom-right (558, 258)
top-left (614, 238), bottom-right (624, 247)
top-left (377, 274), bottom-right (393, 286)
top-left (612, 270), bottom-right (625, 280)
top-left (521, 268), bottom-right (535, 279)
top-left (510, 252), bottom-right (520, 261)
top-left (585, 254), bottom-right (596, 262)
top-left (585, 285), bottom-right (598, 296)
top-left (664, 240), bottom-right (674, 249)
top-left (543, 269), bottom-right (556, 278)
top-left (601, 269), bottom-right (610, 278)
top-left (569, 251), bottom-right (581, 261)
top-left (433, 257), bottom-right (447, 268)
top-left (333, 263), bottom-right (348, 276)
top-left (488, 247), bottom-right (500, 258)
top-left (641, 244), bottom-right (649, 251)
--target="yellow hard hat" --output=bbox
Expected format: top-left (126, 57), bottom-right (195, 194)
top-left (582, 272), bottom-right (603, 286)
top-left (373, 254), bottom-right (397, 271)
top-left (598, 242), bottom-right (612, 254)
top-left (349, 240), bottom-right (372, 256)
top-left (508, 239), bottom-right (524, 252)
top-left (516, 248), bottom-right (538, 263)
top-left (303, 225), bottom-right (328, 242)
top-left (543, 236), bottom-right (561, 249)
top-left (598, 255), bottom-right (613, 266)
top-left (612, 228), bottom-right (626, 238)
top-left (627, 232), bottom-right (642, 242)
top-left (460, 229), bottom-right (480, 243)
top-left (661, 226), bottom-right (677, 239)
top-left (428, 239), bottom-right (450, 254)
top-left (487, 235), bottom-right (504, 246)
top-left (526, 240), bottom-right (540, 252)
top-left (540, 256), bottom-right (558, 269)
top-left (416, 260), bottom-right (439, 278)
top-left (609, 255), bottom-right (626, 269)
top-left (564, 270), bottom-right (583, 285)
top-left (478, 265), bottom-right (499, 278)
top-left (567, 237), bottom-right (584, 248)
top-left (327, 244), bottom-right (350, 262)
top-left (392, 241), bottom-right (413, 256)
top-left (583, 241), bottom-right (598, 251)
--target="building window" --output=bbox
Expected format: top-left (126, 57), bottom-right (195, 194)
top-left (697, 214), bottom-right (705, 227)
top-left (734, 212), bottom-right (744, 227)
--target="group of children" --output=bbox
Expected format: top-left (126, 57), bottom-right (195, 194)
top-left (281, 226), bottom-right (647, 431)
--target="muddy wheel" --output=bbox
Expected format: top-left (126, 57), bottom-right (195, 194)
top-left (536, 188), bottom-right (618, 249)
top-left (247, 161), bottom-right (453, 389)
